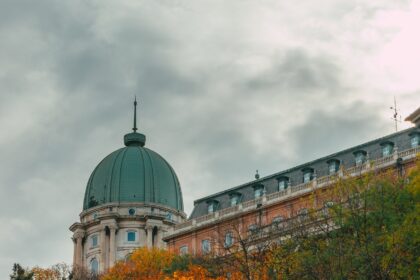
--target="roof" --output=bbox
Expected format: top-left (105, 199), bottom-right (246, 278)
top-left (189, 126), bottom-right (419, 219)
top-left (405, 107), bottom-right (420, 125)
top-left (83, 132), bottom-right (184, 211)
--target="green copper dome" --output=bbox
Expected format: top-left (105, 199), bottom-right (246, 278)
top-left (83, 100), bottom-right (183, 211)
top-left (83, 133), bottom-right (184, 211)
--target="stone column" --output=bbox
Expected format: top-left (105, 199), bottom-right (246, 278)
top-left (100, 227), bottom-right (106, 272)
top-left (155, 227), bottom-right (162, 248)
top-left (72, 238), bottom-right (77, 267)
top-left (73, 230), bottom-right (85, 268)
top-left (146, 226), bottom-right (153, 248)
top-left (109, 226), bottom-right (117, 267)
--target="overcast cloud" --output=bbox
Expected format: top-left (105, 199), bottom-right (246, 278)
top-left (1, 0), bottom-right (420, 277)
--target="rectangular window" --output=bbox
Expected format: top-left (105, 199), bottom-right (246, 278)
top-left (91, 235), bottom-right (98, 247)
top-left (254, 188), bottom-right (264, 198)
top-left (230, 195), bottom-right (239, 206)
top-left (278, 180), bottom-right (288, 191)
top-left (382, 145), bottom-right (393, 156)
top-left (208, 203), bottom-right (215, 213)
top-left (328, 162), bottom-right (338, 175)
top-left (224, 232), bottom-right (233, 248)
top-left (127, 231), bottom-right (136, 242)
top-left (411, 135), bottom-right (419, 148)
top-left (355, 153), bottom-right (365, 166)
top-left (201, 240), bottom-right (211, 254)
top-left (303, 172), bottom-right (312, 183)
top-left (179, 245), bottom-right (188, 255)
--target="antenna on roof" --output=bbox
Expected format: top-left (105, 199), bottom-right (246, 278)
top-left (133, 96), bottom-right (138, 132)
top-left (390, 96), bottom-right (401, 132)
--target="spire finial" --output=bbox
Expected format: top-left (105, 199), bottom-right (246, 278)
top-left (255, 170), bottom-right (260, 180)
top-left (133, 96), bottom-right (138, 132)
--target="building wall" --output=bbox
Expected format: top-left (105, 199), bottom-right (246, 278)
top-left (166, 157), bottom-right (418, 256)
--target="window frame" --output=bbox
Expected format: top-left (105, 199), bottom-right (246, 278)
top-left (91, 234), bottom-right (98, 248)
top-left (253, 185), bottom-right (265, 198)
top-left (353, 150), bottom-right (367, 166)
top-left (90, 258), bottom-right (99, 274)
top-left (179, 245), bottom-right (188, 255)
top-left (229, 193), bottom-right (241, 206)
top-left (380, 141), bottom-right (394, 157)
top-left (201, 239), bottom-right (211, 254)
top-left (127, 230), bottom-right (136, 242)
top-left (224, 232), bottom-right (234, 248)
top-left (277, 176), bottom-right (289, 191)
top-left (410, 133), bottom-right (419, 148)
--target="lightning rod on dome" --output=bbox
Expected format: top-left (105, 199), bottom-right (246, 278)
top-left (133, 96), bottom-right (138, 132)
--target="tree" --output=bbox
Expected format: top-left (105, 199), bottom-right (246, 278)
top-left (10, 263), bottom-right (33, 280)
top-left (268, 160), bottom-right (420, 279)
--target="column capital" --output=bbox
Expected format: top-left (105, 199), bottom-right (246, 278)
top-left (73, 229), bottom-right (85, 240)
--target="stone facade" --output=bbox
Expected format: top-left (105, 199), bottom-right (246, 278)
top-left (70, 203), bottom-right (186, 273)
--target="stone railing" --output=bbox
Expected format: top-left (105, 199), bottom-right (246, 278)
top-left (195, 213), bottom-right (215, 224)
top-left (398, 146), bottom-right (420, 158)
top-left (316, 174), bottom-right (337, 185)
top-left (267, 189), bottom-right (288, 201)
top-left (174, 220), bottom-right (193, 231)
top-left (171, 145), bottom-right (418, 235)
top-left (291, 182), bottom-right (312, 193)
top-left (345, 163), bottom-right (368, 175)
top-left (219, 205), bottom-right (239, 217)
top-left (373, 155), bottom-right (395, 167)
top-left (242, 197), bottom-right (263, 209)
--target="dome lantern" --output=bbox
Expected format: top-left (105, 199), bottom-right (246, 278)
top-left (124, 97), bottom-right (146, 147)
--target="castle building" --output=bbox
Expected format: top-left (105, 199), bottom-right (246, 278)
top-left (70, 104), bottom-right (419, 273)
top-left (69, 100), bottom-right (186, 273)
top-left (163, 108), bottom-right (420, 256)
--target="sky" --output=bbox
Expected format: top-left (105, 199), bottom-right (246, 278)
top-left (0, 0), bottom-right (419, 277)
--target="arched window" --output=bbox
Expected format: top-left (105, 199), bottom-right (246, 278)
top-left (90, 258), bottom-right (99, 274)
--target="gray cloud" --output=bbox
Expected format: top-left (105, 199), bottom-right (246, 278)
top-left (0, 0), bottom-right (418, 277)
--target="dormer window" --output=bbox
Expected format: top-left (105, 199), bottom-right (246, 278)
top-left (353, 150), bottom-right (367, 166)
top-left (207, 200), bottom-right (218, 213)
top-left (229, 193), bottom-right (241, 206)
top-left (253, 185), bottom-right (264, 198)
top-left (410, 132), bottom-right (419, 148)
top-left (381, 142), bottom-right (394, 157)
top-left (277, 176), bottom-right (289, 191)
top-left (302, 168), bottom-right (314, 183)
top-left (327, 159), bottom-right (340, 175)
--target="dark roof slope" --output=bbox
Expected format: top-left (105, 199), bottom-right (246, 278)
top-left (189, 127), bottom-right (419, 219)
